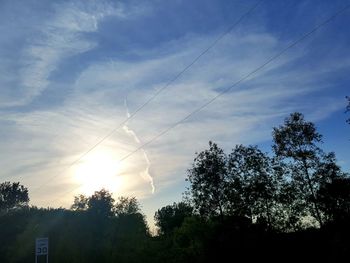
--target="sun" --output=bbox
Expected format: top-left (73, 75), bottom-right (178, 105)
top-left (73, 150), bottom-right (123, 195)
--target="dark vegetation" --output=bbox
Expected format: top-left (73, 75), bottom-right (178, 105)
top-left (1, 111), bottom-right (350, 262)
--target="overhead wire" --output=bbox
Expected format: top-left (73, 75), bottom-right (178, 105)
top-left (49, 3), bottom-right (350, 206)
top-left (29, 0), bottom-right (263, 194)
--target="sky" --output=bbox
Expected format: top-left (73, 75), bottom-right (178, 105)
top-left (0, 0), bottom-right (349, 228)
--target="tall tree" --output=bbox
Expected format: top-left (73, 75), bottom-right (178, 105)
top-left (87, 189), bottom-right (115, 217)
top-left (114, 196), bottom-right (140, 216)
top-left (186, 141), bottom-right (227, 220)
top-left (227, 145), bottom-right (279, 229)
top-left (0, 182), bottom-right (29, 213)
top-left (154, 202), bottom-right (193, 235)
top-left (272, 112), bottom-right (344, 227)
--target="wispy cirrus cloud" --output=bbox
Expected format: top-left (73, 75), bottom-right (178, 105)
top-left (0, 0), bottom-right (349, 224)
top-left (0, 0), bottom-right (123, 108)
top-left (3, 28), bottom-right (348, 201)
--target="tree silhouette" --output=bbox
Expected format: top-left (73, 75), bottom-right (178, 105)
top-left (186, 141), bottom-right (227, 220)
top-left (0, 182), bottom-right (29, 213)
top-left (71, 194), bottom-right (88, 211)
top-left (227, 145), bottom-right (279, 229)
top-left (87, 189), bottom-right (115, 217)
top-left (318, 177), bottom-right (350, 222)
top-left (277, 169), bottom-right (308, 231)
top-left (114, 196), bottom-right (140, 216)
top-left (273, 112), bottom-right (325, 226)
top-left (2, 111), bottom-right (350, 262)
top-left (154, 202), bottom-right (193, 235)
top-left (272, 112), bottom-right (347, 227)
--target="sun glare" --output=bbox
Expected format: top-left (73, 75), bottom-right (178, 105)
top-left (73, 150), bottom-right (123, 195)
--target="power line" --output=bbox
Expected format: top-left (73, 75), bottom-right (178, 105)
top-left (49, 3), bottom-right (350, 206)
top-left (29, 0), bottom-right (263, 194)
top-left (112, 3), bottom-right (350, 164)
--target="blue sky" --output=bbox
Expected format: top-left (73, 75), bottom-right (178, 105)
top-left (0, 0), bottom-right (349, 228)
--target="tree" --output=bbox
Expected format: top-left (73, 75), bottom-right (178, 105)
top-left (71, 194), bottom-right (88, 211)
top-left (227, 145), bottom-right (279, 229)
top-left (154, 202), bottom-right (193, 235)
top-left (0, 182), bottom-right (29, 213)
top-left (277, 166), bottom-right (309, 231)
top-left (114, 196), bottom-right (140, 216)
top-left (113, 197), bottom-right (149, 239)
top-left (87, 189), bottom-right (114, 217)
top-left (172, 216), bottom-right (210, 261)
top-left (315, 153), bottom-right (349, 222)
top-left (186, 141), bottom-right (227, 220)
top-left (317, 177), bottom-right (350, 222)
top-left (272, 112), bottom-right (345, 227)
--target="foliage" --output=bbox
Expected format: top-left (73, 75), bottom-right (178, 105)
top-left (186, 141), bottom-right (227, 219)
top-left (272, 112), bottom-right (323, 160)
top-left (71, 194), bottom-right (88, 211)
top-left (87, 189), bottom-right (115, 217)
top-left (71, 190), bottom-right (144, 221)
top-left (1, 111), bottom-right (350, 262)
top-left (0, 207), bottom-right (150, 263)
top-left (273, 112), bottom-right (329, 227)
top-left (155, 202), bottom-right (193, 235)
top-left (317, 177), bottom-right (350, 222)
top-left (185, 113), bottom-right (348, 230)
top-left (227, 145), bottom-right (280, 229)
top-left (114, 196), bottom-right (140, 216)
top-left (0, 182), bottom-right (29, 213)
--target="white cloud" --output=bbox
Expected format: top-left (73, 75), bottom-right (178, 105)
top-left (0, 0), bottom-right (122, 108)
top-left (0, 2), bottom-right (349, 216)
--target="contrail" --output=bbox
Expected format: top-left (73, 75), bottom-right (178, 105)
top-left (123, 99), bottom-right (155, 193)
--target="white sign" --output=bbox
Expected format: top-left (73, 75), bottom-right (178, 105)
top-left (35, 238), bottom-right (49, 256)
